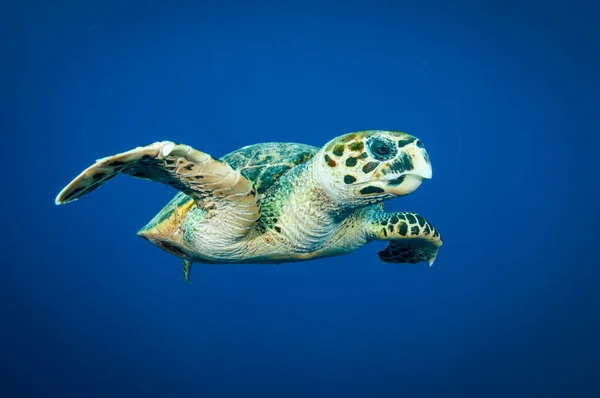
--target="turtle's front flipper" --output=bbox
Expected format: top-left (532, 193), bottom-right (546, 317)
top-left (55, 141), bottom-right (260, 236)
top-left (369, 211), bottom-right (443, 266)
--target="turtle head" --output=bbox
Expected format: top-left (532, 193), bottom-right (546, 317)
top-left (316, 130), bottom-right (433, 205)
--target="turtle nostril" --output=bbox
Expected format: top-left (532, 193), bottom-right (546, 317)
top-left (415, 139), bottom-right (424, 148)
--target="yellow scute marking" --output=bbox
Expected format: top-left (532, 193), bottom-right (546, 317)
top-left (155, 198), bottom-right (195, 235)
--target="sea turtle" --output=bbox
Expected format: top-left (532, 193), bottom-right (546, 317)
top-left (55, 130), bottom-right (443, 283)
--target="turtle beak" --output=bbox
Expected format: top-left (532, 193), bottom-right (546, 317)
top-left (407, 145), bottom-right (432, 179)
top-left (386, 146), bottom-right (432, 196)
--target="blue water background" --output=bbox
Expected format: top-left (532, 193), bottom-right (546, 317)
top-left (2, 0), bottom-right (599, 396)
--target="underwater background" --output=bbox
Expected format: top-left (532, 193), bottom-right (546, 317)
top-left (2, 0), bottom-right (599, 396)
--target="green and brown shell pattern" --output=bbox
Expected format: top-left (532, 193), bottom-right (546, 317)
top-left (221, 142), bottom-right (318, 195)
top-left (146, 142), bottom-right (319, 226)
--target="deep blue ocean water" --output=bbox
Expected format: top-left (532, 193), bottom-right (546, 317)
top-left (2, 0), bottom-right (599, 396)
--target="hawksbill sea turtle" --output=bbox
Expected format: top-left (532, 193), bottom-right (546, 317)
top-left (55, 130), bottom-right (443, 283)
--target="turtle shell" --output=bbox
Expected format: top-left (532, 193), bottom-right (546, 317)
top-left (139, 142), bottom-right (318, 235)
top-left (220, 142), bottom-right (318, 194)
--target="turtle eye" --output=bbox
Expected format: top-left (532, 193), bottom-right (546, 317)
top-left (367, 136), bottom-right (397, 161)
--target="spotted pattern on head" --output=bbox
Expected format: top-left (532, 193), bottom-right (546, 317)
top-left (319, 130), bottom-right (427, 200)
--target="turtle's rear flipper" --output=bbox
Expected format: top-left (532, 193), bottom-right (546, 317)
top-left (370, 211), bottom-right (442, 266)
top-left (182, 259), bottom-right (193, 284)
top-left (55, 141), bottom-right (261, 237)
